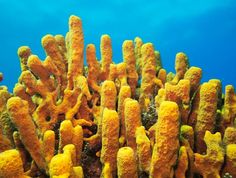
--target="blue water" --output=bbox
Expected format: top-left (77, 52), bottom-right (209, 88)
top-left (0, 0), bottom-right (235, 92)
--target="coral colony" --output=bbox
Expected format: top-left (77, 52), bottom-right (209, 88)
top-left (0, 15), bottom-right (235, 178)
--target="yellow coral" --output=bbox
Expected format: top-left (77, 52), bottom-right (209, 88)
top-left (194, 131), bottom-right (224, 178)
top-left (122, 40), bottom-right (138, 97)
top-left (117, 85), bottom-right (131, 146)
top-left (117, 147), bottom-right (138, 178)
top-left (100, 35), bottom-right (112, 81)
top-left (7, 97), bottom-right (46, 170)
top-left (67, 15), bottom-right (84, 88)
top-left (172, 52), bottom-right (189, 84)
top-left (150, 101), bottom-right (180, 178)
top-left (195, 82), bottom-right (218, 153)
top-left (100, 108), bottom-right (119, 175)
top-left (135, 126), bottom-right (151, 173)
top-left (222, 85), bottom-right (236, 128)
top-left (86, 44), bottom-right (101, 93)
top-left (222, 144), bottom-right (236, 177)
top-left (124, 98), bottom-right (142, 151)
top-left (0, 149), bottom-right (29, 178)
top-left (175, 146), bottom-right (188, 178)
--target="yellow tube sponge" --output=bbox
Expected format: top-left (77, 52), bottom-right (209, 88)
top-left (100, 35), bottom-right (112, 81)
top-left (165, 79), bottom-right (190, 124)
top-left (117, 147), bottom-right (138, 178)
top-left (12, 131), bottom-right (29, 171)
top-left (7, 97), bottom-right (46, 170)
top-left (0, 149), bottom-right (29, 178)
top-left (184, 66), bottom-right (202, 96)
top-left (139, 43), bottom-right (160, 111)
top-left (118, 85), bottom-right (131, 145)
top-left (223, 127), bottom-right (236, 145)
top-left (59, 120), bottom-right (73, 152)
top-left (42, 130), bottom-right (55, 165)
top-left (222, 85), bottom-right (236, 128)
top-left (85, 80), bottom-right (117, 146)
top-left (72, 124), bottom-right (83, 165)
top-left (195, 82), bottom-right (218, 153)
top-left (72, 166), bottom-right (84, 178)
top-left (67, 15), bottom-right (84, 88)
top-left (86, 44), bottom-right (101, 93)
top-left (55, 34), bottom-right (67, 60)
top-left (222, 144), bottom-right (236, 178)
top-left (122, 40), bottom-right (138, 97)
top-left (135, 126), bottom-right (151, 173)
top-left (0, 129), bottom-right (12, 152)
top-left (194, 131), bottom-right (224, 178)
top-left (134, 37), bottom-right (143, 76)
top-left (180, 125), bottom-right (194, 178)
top-left (0, 86), bottom-right (14, 143)
top-left (157, 68), bottom-right (167, 85)
top-left (150, 101), bottom-right (180, 178)
top-left (41, 34), bottom-right (67, 92)
top-left (172, 52), bottom-right (189, 84)
top-left (124, 98), bottom-right (142, 151)
top-left (116, 62), bottom-right (127, 88)
top-left (99, 80), bottom-right (117, 135)
top-left (100, 108), bottom-right (119, 175)
top-left (101, 80), bottom-right (117, 111)
top-left (17, 46), bottom-right (31, 72)
top-left (101, 163), bottom-right (113, 178)
top-left (188, 86), bottom-right (200, 127)
top-left (49, 153), bottom-right (72, 177)
top-left (13, 83), bottom-right (35, 114)
top-left (175, 146), bottom-right (188, 178)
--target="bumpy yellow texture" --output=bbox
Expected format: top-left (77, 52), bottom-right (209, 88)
top-left (100, 35), bottom-right (112, 81)
top-left (135, 126), bottom-right (151, 173)
top-left (124, 98), bottom-right (142, 151)
top-left (175, 146), bottom-right (188, 178)
top-left (101, 108), bottom-right (119, 175)
top-left (194, 131), bottom-right (224, 178)
top-left (0, 149), bottom-right (29, 178)
top-left (222, 144), bottom-right (236, 177)
top-left (117, 147), bottom-right (138, 178)
top-left (150, 101), bottom-right (180, 178)
top-left (172, 52), bottom-right (189, 84)
top-left (195, 82), bottom-right (218, 153)
top-left (42, 130), bottom-right (55, 165)
top-left (7, 97), bottom-right (46, 170)
top-left (139, 43), bottom-right (157, 111)
top-left (17, 46), bottom-right (31, 72)
top-left (222, 85), bottom-right (236, 128)
top-left (134, 37), bottom-right (143, 76)
top-left (67, 15), bottom-right (84, 88)
top-left (184, 66), bottom-right (202, 95)
top-left (86, 44), bottom-right (100, 93)
top-left (122, 40), bottom-right (138, 97)
top-left (117, 85), bottom-right (131, 146)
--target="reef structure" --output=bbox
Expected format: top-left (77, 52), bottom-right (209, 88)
top-left (0, 15), bottom-right (236, 178)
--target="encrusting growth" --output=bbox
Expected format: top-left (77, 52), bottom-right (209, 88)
top-left (0, 14), bottom-right (235, 178)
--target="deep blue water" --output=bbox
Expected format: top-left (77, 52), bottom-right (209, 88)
top-left (0, 0), bottom-right (235, 92)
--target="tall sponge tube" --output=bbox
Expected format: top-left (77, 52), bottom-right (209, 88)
top-left (7, 97), bottom-right (46, 170)
top-left (150, 101), bottom-right (180, 178)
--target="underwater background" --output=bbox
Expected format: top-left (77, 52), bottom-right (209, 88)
top-left (0, 0), bottom-right (235, 91)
